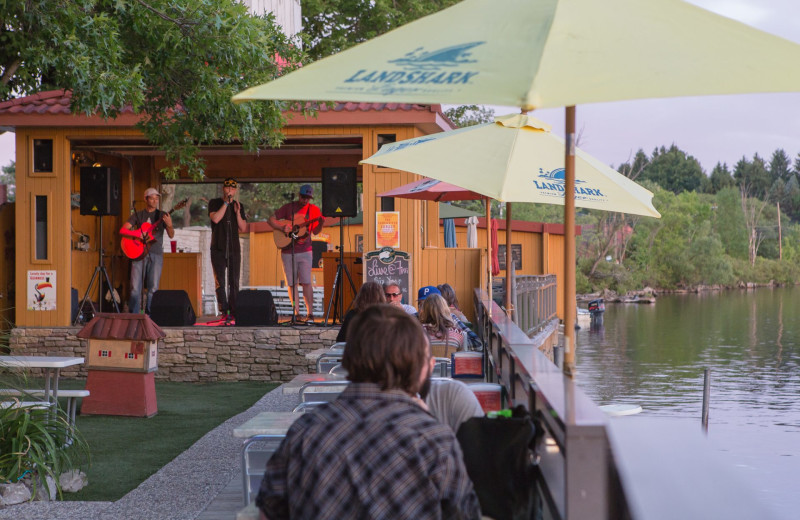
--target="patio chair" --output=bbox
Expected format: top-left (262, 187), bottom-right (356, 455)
top-left (298, 380), bottom-right (349, 404)
top-left (241, 434), bottom-right (285, 505)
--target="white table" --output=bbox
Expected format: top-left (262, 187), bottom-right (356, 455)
top-left (282, 373), bottom-right (345, 394)
top-left (0, 356), bottom-right (84, 404)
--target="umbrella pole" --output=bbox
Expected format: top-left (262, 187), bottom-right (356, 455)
top-left (505, 202), bottom-right (513, 317)
top-left (486, 198), bottom-right (492, 318)
top-left (563, 106), bottom-right (577, 377)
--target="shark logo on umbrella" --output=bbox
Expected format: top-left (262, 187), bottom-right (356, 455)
top-left (533, 167), bottom-right (607, 202)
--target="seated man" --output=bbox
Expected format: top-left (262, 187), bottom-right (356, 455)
top-left (257, 305), bottom-right (481, 520)
top-left (423, 377), bottom-right (485, 434)
top-left (383, 282), bottom-right (417, 315)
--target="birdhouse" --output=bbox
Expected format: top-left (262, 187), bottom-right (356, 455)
top-left (78, 313), bottom-right (165, 372)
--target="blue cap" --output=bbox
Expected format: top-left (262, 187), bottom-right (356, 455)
top-left (417, 286), bottom-right (441, 301)
top-left (299, 184), bottom-right (314, 197)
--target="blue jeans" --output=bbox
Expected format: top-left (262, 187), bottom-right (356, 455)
top-left (129, 252), bottom-right (163, 314)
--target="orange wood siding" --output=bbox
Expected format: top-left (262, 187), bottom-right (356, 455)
top-left (160, 253), bottom-right (202, 315)
top-left (417, 248), bottom-right (483, 323)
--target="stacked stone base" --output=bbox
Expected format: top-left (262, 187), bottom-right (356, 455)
top-left (9, 326), bottom-right (339, 382)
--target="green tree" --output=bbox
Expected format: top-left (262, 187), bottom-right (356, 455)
top-left (640, 145), bottom-right (706, 194)
top-left (769, 149), bottom-right (793, 182)
top-left (301, 0), bottom-right (460, 61)
top-left (444, 105), bottom-right (495, 128)
top-left (708, 162), bottom-right (734, 193)
top-left (0, 160), bottom-right (14, 202)
top-left (733, 154), bottom-right (770, 199)
top-left (1, 0), bottom-right (305, 180)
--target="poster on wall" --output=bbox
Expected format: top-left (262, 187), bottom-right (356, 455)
top-left (27, 270), bottom-right (56, 311)
top-left (376, 211), bottom-right (400, 249)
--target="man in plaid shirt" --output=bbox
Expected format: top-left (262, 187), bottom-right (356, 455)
top-left (257, 305), bottom-right (481, 520)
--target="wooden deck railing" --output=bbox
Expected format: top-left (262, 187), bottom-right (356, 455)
top-left (473, 289), bottom-right (772, 519)
top-left (512, 274), bottom-right (557, 336)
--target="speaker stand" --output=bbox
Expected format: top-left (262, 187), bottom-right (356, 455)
top-left (324, 219), bottom-right (356, 325)
top-left (75, 216), bottom-right (119, 325)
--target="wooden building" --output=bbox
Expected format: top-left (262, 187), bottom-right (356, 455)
top-left (0, 91), bottom-right (574, 327)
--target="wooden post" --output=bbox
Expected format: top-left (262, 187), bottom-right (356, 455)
top-left (505, 202), bottom-right (513, 316)
top-left (563, 106), bottom-right (577, 377)
top-left (777, 202), bottom-right (782, 261)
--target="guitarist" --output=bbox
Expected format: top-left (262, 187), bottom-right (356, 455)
top-left (120, 187), bottom-right (174, 314)
top-left (268, 184), bottom-right (325, 323)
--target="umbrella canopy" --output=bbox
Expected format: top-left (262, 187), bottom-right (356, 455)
top-left (378, 178), bottom-right (485, 202)
top-left (365, 113), bottom-right (660, 217)
top-left (233, 0), bottom-right (800, 109)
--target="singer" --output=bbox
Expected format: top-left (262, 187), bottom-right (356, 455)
top-left (208, 177), bottom-right (248, 323)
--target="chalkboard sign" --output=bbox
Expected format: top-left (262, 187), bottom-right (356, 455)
top-left (364, 247), bottom-right (412, 305)
top-left (497, 244), bottom-right (522, 271)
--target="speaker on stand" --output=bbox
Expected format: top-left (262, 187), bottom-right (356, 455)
top-left (75, 166), bottom-right (122, 324)
top-left (321, 167), bottom-right (358, 325)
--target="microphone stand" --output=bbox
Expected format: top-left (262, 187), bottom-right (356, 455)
top-left (224, 194), bottom-right (232, 321)
top-left (288, 198), bottom-right (300, 325)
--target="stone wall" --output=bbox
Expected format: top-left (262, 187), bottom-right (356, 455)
top-left (9, 326), bottom-right (339, 382)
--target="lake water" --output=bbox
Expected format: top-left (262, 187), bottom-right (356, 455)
top-left (574, 287), bottom-right (800, 519)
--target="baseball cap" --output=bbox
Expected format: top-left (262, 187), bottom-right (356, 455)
top-left (417, 286), bottom-right (441, 301)
top-left (299, 184), bottom-right (314, 197)
top-left (144, 188), bottom-right (159, 198)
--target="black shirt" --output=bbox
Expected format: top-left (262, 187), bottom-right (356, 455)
top-left (208, 198), bottom-right (247, 254)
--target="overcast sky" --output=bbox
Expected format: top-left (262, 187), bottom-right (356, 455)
top-left (1, 0), bottom-right (798, 173)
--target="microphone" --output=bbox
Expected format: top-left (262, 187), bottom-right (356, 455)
top-left (227, 194), bottom-right (233, 204)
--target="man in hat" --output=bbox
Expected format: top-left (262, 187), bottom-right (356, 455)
top-left (268, 184), bottom-right (325, 322)
top-left (209, 177), bottom-right (248, 322)
top-left (120, 187), bottom-right (174, 314)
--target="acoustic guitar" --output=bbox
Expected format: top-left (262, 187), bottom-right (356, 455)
top-left (273, 215), bottom-right (325, 249)
top-left (121, 199), bottom-right (188, 260)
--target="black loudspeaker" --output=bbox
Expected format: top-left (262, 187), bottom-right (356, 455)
top-left (150, 290), bottom-right (196, 326)
top-left (236, 290), bottom-right (278, 326)
top-left (322, 167), bottom-right (357, 217)
top-left (80, 166), bottom-right (121, 216)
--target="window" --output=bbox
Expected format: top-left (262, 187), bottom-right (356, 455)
top-left (33, 139), bottom-right (53, 173)
top-left (377, 133), bottom-right (396, 150)
top-left (35, 195), bottom-right (48, 260)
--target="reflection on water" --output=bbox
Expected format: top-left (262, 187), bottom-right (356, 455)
top-left (575, 287), bottom-right (800, 518)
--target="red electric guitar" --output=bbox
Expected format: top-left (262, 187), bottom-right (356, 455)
top-left (273, 215), bottom-right (325, 249)
top-left (121, 199), bottom-right (188, 260)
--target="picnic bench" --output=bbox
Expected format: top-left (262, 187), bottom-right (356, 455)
top-left (0, 388), bottom-right (90, 427)
top-left (240, 285), bottom-right (326, 317)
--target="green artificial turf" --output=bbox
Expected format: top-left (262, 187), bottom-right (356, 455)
top-left (57, 380), bottom-right (277, 502)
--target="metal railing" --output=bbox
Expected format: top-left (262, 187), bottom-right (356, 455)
top-left (473, 289), bottom-right (774, 520)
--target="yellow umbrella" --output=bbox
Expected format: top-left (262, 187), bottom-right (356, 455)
top-left (233, 0), bottom-right (800, 109)
top-left (233, 0), bottom-right (800, 376)
top-left (364, 114), bottom-right (660, 217)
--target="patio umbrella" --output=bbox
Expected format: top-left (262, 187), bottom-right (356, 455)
top-left (233, 0), bottom-right (800, 109)
top-left (365, 114), bottom-right (660, 217)
top-left (377, 178), bottom-right (485, 202)
top-left (234, 0), bottom-right (800, 376)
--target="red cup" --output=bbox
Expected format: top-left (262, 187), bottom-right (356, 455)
top-left (170, 240), bottom-right (177, 253)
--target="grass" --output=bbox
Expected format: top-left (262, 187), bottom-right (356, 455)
top-left (54, 379), bottom-right (277, 502)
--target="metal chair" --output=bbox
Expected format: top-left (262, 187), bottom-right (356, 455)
top-left (328, 363), bottom-right (348, 377)
top-left (241, 434), bottom-right (285, 505)
top-left (298, 380), bottom-right (349, 404)
top-left (433, 357), bottom-right (451, 377)
top-left (316, 353), bottom-right (344, 374)
top-left (430, 340), bottom-right (459, 359)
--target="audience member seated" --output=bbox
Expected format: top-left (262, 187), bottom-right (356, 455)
top-left (335, 281), bottom-right (385, 342)
top-left (423, 377), bottom-right (485, 433)
top-left (438, 283), bottom-right (483, 352)
top-left (256, 305), bottom-right (481, 520)
top-left (417, 284), bottom-right (441, 309)
top-left (383, 282), bottom-right (417, 315)
top-left (420, 293), bottom-right (468, 356)
top-left (437, 283), bottom-right (469, 323)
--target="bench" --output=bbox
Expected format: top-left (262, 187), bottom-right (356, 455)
top-left (0, 388), bottom-right (90, 426)
top-left (241, 285), bottom-right (325, 317)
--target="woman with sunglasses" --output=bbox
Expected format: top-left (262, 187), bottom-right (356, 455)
top-left (209, 177), bottom-right (248, 323)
